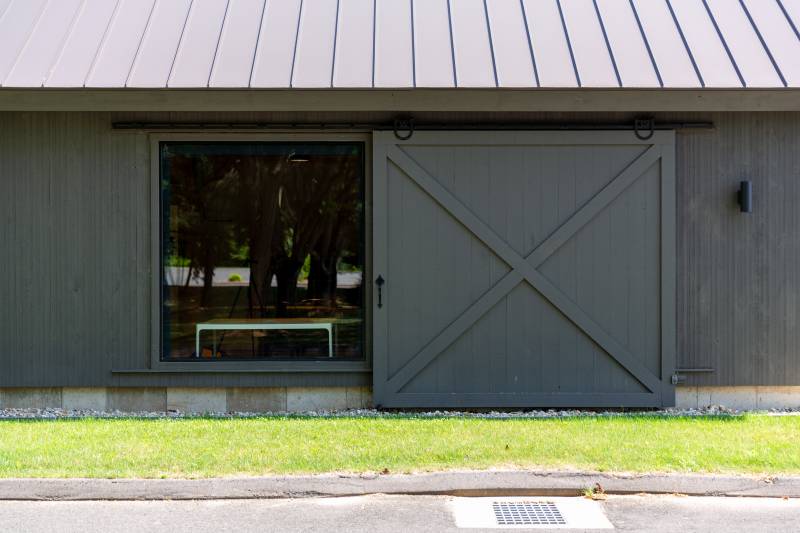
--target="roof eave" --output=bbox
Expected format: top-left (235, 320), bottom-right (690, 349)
top-left (0, 88), bottom-right (799, 112)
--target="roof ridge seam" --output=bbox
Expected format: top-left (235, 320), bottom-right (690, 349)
top-left (555, 0), bottom-right (580, 87)
top-left (125, 0), bottom-right (159, 88)
top-left (0, 0), bottom-right (13, 26)
top-left (83, 0), bottom-right (122, 87)
top-left (483, 0), bottom-right (499, 87)
top-left (166, 0), bottom-right (195, 88)
top-left (701, 0), bottom-right (746, 88)
top-left (44, 0), bottom-right (89, 88)
top-left (372, 0), bottom-right (378, 87)
top-left (738, 0), bottom-right (787, 87)
top-left (628, 0), bottom-right (663, 88)
top-left (248, 0), bottom-right (268, 89)
top-left (289, 0), bottom-right (304, 88)
top-left (330, 0), bottom-right (341, 88)
top-left (370, 0), bottom-right (376, 88)
top-left (446, 0), bottom-right (457, 87)
top-left (592, 0), bottom-right (622, 87)
top-left (410, 0), bottom-right (416, 88)
top-left (665, 0), bottom-right (704, 88)
top-left (207, 0), bottom-right (232, 88)
top-left (776, 0), bottom-right (800, 41)
top-left (3, 0), bottom-right (50, 87)
top-left (518, 0), bottom-right (540, 88)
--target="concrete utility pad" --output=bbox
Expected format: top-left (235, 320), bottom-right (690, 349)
top-left (451, 496), bottom-right (613, 529)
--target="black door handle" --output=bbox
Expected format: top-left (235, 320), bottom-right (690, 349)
top-left (375, 275), bottom-right (385, 308)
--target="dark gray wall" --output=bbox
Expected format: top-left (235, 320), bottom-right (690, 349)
top-left (676, 113), bottom-right (800, 386)
top-left (0, 111), bottom-right (797, 387)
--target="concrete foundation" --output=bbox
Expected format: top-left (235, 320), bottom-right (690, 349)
top-left (0, 387), bottom-right (373, 413)
top-left (0, 386), bottom-right (797, 412)
top-left (675, 386), bottom-right (800, 410)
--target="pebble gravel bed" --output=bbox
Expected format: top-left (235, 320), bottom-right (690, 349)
top-left (0, 406), bottom-right (797, 419)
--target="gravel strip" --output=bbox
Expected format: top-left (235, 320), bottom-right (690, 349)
top-left (0, 406), bottom-right (797, 419)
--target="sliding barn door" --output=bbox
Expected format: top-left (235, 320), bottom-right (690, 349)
top-left (372, 131), bottom-right (675, 408)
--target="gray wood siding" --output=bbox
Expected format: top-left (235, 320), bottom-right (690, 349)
top-left (676, 113), bottom-right (800, 386)
top-left (0, 113), bottom-right (150, 387)
top-left (0, 111), bottom-right (798, 388)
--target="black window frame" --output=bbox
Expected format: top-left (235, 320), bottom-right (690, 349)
top-left (149, 133), bottom-right (372, 373)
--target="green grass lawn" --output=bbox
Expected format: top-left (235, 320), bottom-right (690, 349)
top-left (0, 414), bottom-right (797, 478)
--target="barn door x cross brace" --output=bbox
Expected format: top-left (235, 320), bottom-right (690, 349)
top-left (382, 143), bottom-right (667, 396)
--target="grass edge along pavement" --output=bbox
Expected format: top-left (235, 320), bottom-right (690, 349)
top-left (0, 413), bottom-right (796, 478)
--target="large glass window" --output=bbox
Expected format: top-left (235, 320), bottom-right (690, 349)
top-left (160, 141), bottom-right (365, 362)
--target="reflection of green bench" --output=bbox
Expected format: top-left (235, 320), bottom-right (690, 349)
top-left (195, 318), bottom-right (345, 358)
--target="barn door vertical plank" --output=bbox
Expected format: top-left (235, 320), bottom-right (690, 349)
top-left (371, 131), bottom-right (390, 406)
top-left (659, 133), bottom-right (677, 406)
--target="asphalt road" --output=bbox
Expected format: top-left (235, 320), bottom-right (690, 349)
top-left (0, 494), bottom-right (798, 532)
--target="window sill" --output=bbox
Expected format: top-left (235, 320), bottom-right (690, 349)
top-left (112, 361), bottom-right (372, 374)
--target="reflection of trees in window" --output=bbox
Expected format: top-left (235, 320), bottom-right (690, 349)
top-left (272, 154), bottom-right (361, 315)
top-left (232, 155), bottom-right (281, 317)
top-left (165, 145), bottom-right (362, 318)
top-left (168, 153), bottom-right (240, 308)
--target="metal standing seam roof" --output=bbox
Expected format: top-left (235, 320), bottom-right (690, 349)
top-left (0, 0), bottom-right (798, 89)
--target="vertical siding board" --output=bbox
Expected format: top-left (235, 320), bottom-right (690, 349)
top-left (488, 148), bottom-right (509, 391)
top-left (469, 147), bottom-right (491, 390)
top-left (505, 148), bottom-right (526, 391)
top-left (371, 133), bottom-right (390, 399)
top-left (450, 148), bottom-right (475, 389)
top-left (21, 113), bottom-right (36, 384)
top-left (384, 161), bottom-right (403, 377)
top-left (646, 159), bottom-right (663, 382)
top-left (538, 150), bottom-right (560, 392)
top-left (573, 148), bottom-right (594, 392)
top-left (0, 113), bottom-right (7, 380)
top-left (413, 148), bottom-right (439, 393)
top-left (528, 150), bottom-right (545, 392)
top-left (13, 112), bottom-right (27, 384)
top-left (629, 154), bottom-right (646, 384)
top-left (558, 150), bottom-right (579, 392)
top-left (431, 149), bottom-right (449, 392)
top-left (764, 114), bottom-right (784, 383)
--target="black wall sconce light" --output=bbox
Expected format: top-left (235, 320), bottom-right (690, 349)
top-left (738, 181), bottom-right (753, 213)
